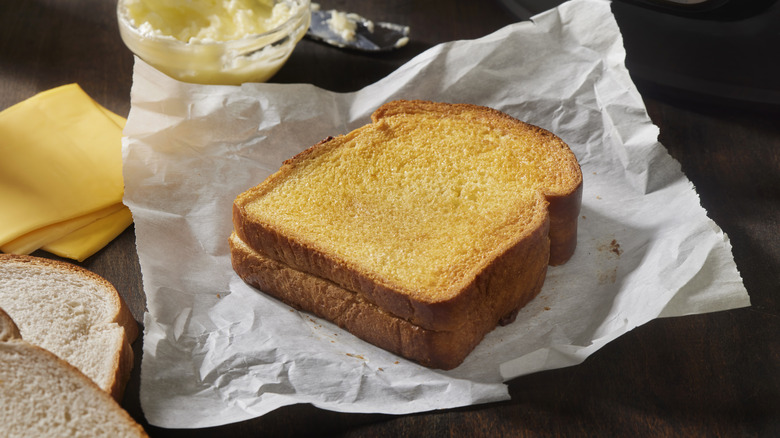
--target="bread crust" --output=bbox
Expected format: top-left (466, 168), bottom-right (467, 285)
top-left (546, 182), bottom-right (583, 266)
top-left (0, 254), bottom-right (138, 401)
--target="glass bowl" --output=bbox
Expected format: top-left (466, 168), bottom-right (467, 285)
top-left (117, 0), bottom-right (311, 85)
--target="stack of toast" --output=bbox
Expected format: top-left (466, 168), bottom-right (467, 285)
top-left (231, 100), bottom-right (582, 369)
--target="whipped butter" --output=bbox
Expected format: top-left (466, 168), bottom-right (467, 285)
top-left (118, 0), bottom-right (310, 84)
top-left (124, 0), bottom-right (293, 43)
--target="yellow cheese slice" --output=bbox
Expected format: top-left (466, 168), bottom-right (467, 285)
top-left (42, 205), bottom-right (133, 262)
top-left (0, 204), bottom-right (125, 255)
top-left (99, 105), bottom-right (127, 129)
top-left (0, 84), bottom-right (126, 246)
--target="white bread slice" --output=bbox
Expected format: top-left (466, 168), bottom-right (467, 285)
top-left (0, 308), bottom-right (147, 437)
top-left (0, 254), bottom-right (138, 400)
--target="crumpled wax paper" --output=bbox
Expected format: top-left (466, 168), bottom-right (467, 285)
top-left (122, 0), bottom-right (750, 428)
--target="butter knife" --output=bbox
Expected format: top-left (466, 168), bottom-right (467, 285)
top-left (306, 7), bottom-right (410, 52)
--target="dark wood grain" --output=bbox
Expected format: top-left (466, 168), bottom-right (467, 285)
top-left (1, 0), bottom-right (778, 436)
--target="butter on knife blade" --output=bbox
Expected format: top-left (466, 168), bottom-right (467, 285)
top-left (306, 4), bottom-right (410, 52)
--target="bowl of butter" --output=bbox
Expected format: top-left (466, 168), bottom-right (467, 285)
top-left (117, 0), bottom-right (311, 85)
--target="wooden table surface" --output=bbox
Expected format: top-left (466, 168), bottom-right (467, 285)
top-left (2, 0), bottom-right (779, 436)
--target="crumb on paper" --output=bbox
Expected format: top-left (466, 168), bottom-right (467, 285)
top-left (596, 238), bottom-right (623, 284)
top-left (608, 239), bottom-right (622, 256)
top-left (598, 268), bottom-right (618, 284)
top-left (596, 238), bottom-right (623, 258)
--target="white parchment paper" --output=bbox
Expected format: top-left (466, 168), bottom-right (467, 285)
top-left (123, 0), bottom-right (750, 428)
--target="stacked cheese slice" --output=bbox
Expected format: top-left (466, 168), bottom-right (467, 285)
top-left (0, 84), bottom-right (132, 261)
